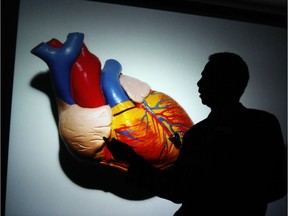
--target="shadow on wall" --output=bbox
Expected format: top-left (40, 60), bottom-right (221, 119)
top-left (30, 71), bottom-right (154, 200)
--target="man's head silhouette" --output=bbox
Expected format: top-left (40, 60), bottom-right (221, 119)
top-left (197, 52), bottom-right (249, 109)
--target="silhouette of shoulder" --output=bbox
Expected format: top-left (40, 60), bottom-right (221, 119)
top-left (179, 105), bottom-right (286, 203)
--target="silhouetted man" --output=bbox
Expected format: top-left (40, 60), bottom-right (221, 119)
top-left (105, 52), bottom-right (286, 216)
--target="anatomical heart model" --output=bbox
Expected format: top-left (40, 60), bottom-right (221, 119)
top-left (31, 32), bottom-right (193, 171)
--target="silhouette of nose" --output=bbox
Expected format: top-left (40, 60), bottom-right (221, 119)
top-left (197, 77), bottom-right (204, 88)
top-left (197, 79), bottom-right (201, 87)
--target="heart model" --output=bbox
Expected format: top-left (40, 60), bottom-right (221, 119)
top-left (31, 32), bottom-right (193, 171)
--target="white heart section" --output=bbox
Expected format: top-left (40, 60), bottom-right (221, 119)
top-left (59, 104), bottom-right (112, 158)
top-left (119, 74), bottom-right (151, 103)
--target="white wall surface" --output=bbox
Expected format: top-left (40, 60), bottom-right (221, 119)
top-left (5, 0), bottom-right (286, 215)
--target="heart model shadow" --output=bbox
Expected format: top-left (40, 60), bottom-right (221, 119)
top-left (30, 32), bottom-right (194, 200)
top-left (30, 72), bottom-right (154, 200)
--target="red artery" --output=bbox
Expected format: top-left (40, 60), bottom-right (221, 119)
top-left (47, 39), bottom-right (106, 108)
top-left (71, 44), bottom-right (106, 108)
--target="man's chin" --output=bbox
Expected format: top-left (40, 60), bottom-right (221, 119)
top-left (200, 97), bottom-right (212, 107)
top-left (199, 95), bottom-right (207, 104)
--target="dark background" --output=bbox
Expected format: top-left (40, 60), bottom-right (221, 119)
top-left (1, 0), bottom-right (286, 215)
